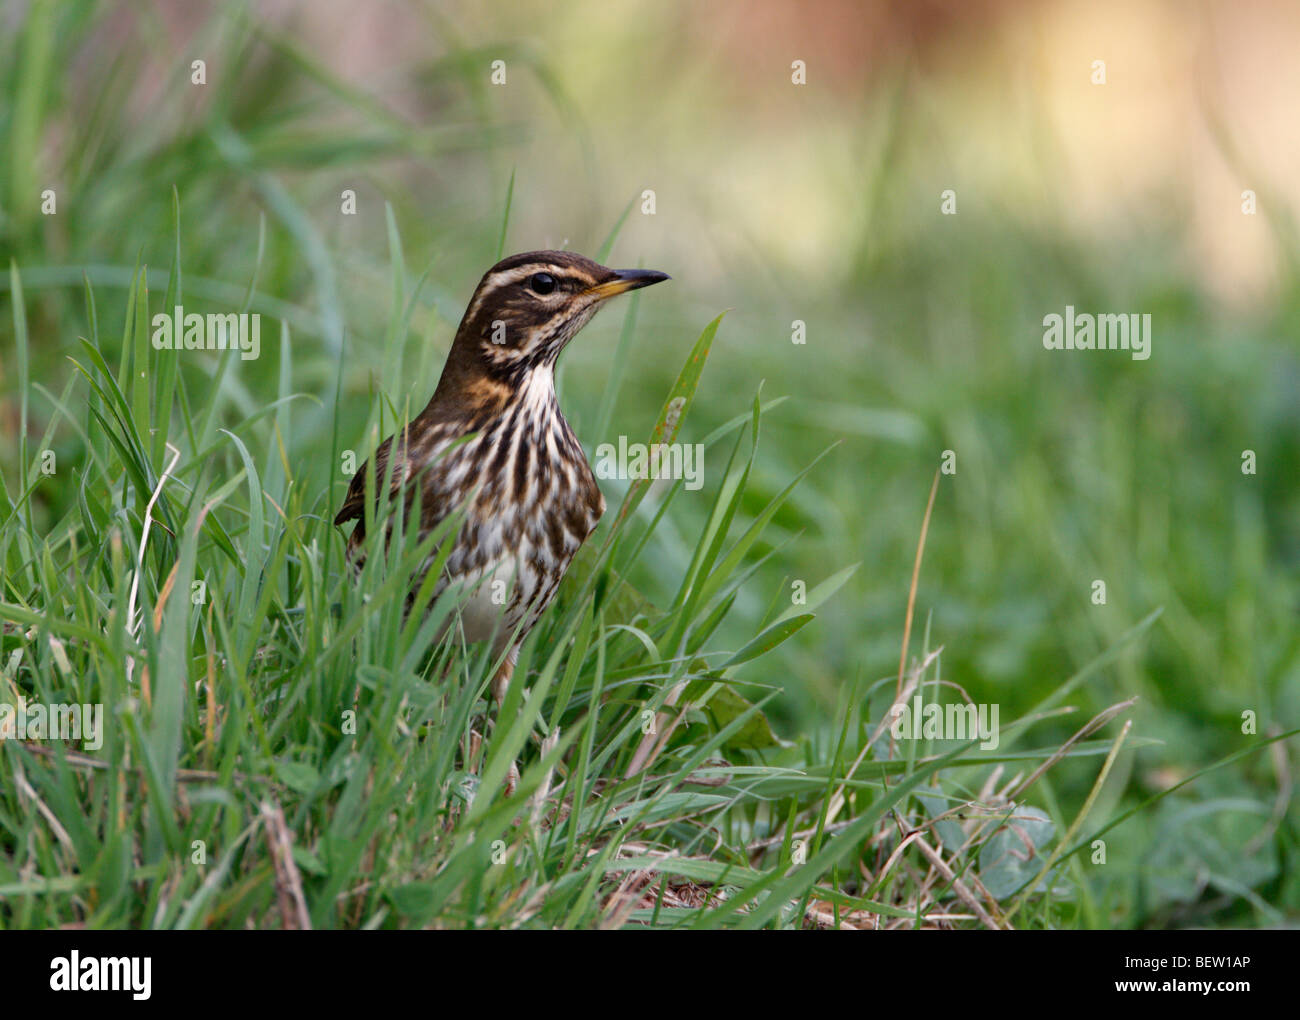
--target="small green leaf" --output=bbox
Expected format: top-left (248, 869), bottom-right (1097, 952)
top-left (273, 760), bottom-right (322, 794)
top-left (698, 685), bottom-right (792, 752)
top-left (725, 613), bottom-right (814, 667)
top-left (979, 807), bottom-right (1056, 899)
top-left (774, 563), bottom-right (859, 625)
top-left (291, 846), bottom-right (327, 876)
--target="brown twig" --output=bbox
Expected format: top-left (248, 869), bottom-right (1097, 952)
top-left (911, 833), bottom-right (1007, 930)
top-left (260, 798), bottom-right (312, 930)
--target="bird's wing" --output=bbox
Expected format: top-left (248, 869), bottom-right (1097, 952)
top-left (333, 434), bottom-right (401, 527)
top-left (333, 423), bottom-right (460, 531)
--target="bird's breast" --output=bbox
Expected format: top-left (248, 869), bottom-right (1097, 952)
top-left (427, 387), bottom-right (604, 646)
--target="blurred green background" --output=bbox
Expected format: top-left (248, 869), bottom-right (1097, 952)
top-left (2, 0), bottom-right (1297, 925)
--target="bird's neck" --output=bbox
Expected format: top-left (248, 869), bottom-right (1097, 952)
top-left (428, 357), bottom-right (561, 430)
top-left (519, 365), bottom-right (573, 434)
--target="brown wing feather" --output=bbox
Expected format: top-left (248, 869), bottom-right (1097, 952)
top-left (332, 421), bottom-right (455, 541)
top-left (333, 435), bottom-right (397, 531)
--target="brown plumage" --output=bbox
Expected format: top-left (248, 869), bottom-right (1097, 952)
top-left (335, 250), bottom-right (670, 702)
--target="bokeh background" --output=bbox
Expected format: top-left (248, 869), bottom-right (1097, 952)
top-left (2, 0), bottom-right (1297, 925)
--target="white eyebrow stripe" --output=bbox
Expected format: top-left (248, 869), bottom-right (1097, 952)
top-left (464, 263), bottom-right (595, 322)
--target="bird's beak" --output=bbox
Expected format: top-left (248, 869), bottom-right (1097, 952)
top-left (586, 268), bottom-right (671, 301)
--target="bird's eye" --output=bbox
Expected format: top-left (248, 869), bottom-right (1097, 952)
top-left (529, 273), bottom-right (557, 295)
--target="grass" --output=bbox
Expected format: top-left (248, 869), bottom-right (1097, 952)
top-left (1, 2), bottom-right (1298, 928)
top-left (0, 234), bottom-right (1147, 928)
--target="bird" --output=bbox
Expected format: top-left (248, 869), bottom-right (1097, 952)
top-left (334, 250), bottom-right (670, 710)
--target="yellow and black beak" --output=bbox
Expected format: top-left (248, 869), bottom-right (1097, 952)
top-left (586, 268), bottom-right (671, 301)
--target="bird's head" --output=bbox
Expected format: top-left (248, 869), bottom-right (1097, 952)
top-left (444, 250), bottom-right (670, 391)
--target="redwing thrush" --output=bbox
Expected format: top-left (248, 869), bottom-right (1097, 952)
top-left (334, 250), bottom-right (670, 704)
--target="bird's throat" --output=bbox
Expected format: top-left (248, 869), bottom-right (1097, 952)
top-left (428, 359), bottom-right (562, 438)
